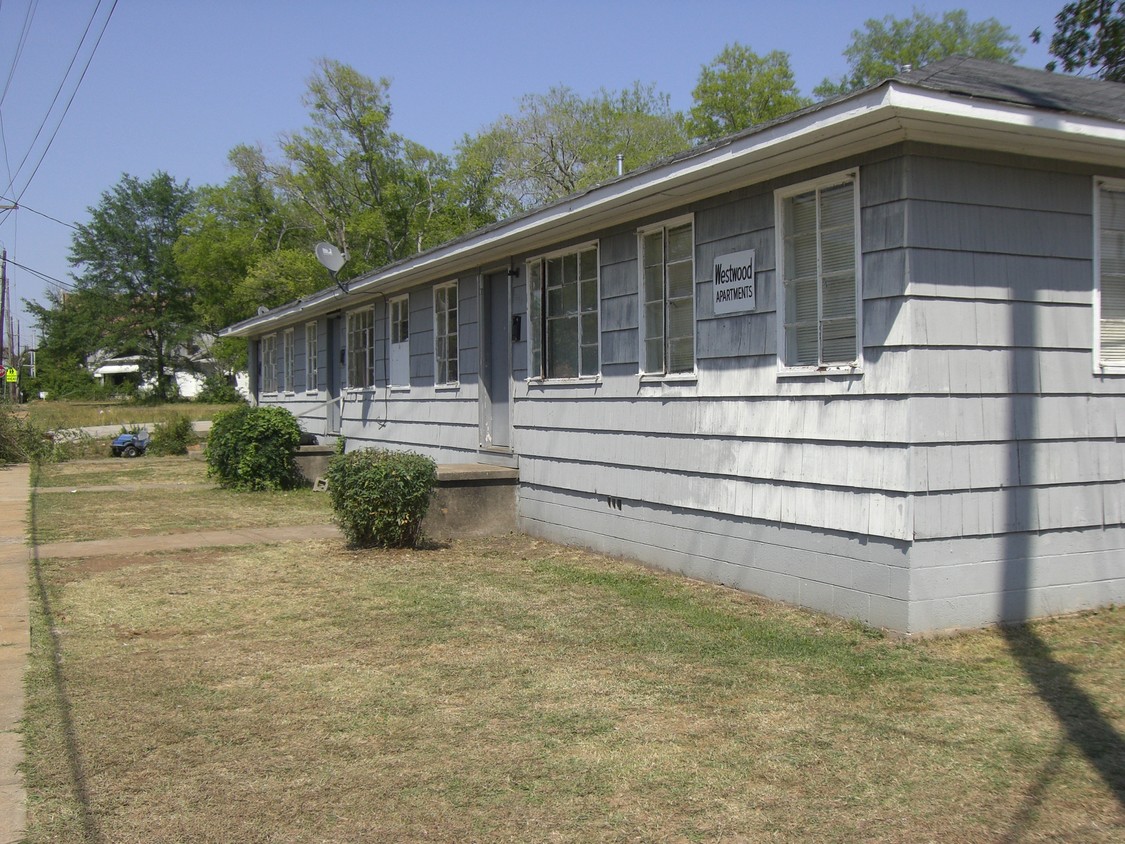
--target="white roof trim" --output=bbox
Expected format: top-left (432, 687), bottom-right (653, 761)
top-left (224, 81), bottom-right (1125, 338)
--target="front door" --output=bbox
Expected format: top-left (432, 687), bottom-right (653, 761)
top-left (480, 272), bottom-right (512, 450)
top-left (389, 295), bottom-right (410, 387)
top-left (326, 315), bottom-right (343, 434)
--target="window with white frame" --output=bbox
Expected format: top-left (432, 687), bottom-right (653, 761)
top-left (346, 307), bottom-right (374, 389)
top-left (282, 329), bottom-right (295, 392)
top-left (639, 218), bottom-right (695, 375)
top-left (527, 243), bottom-right (599, 379)
top-left (389, 295), bottom-right (410, 387)
top-left (776, 171), bottom-right (861, 370)
top-left (434, 282), bottom-right (458, 385)
top-left (261, 334), bottom-right (278, 393)
top-left (1096, 178), bottom-right (1125, 370)
top-left (305, 321), bottom-right (319, 391)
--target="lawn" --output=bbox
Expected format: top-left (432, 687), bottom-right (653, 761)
top-left (20, 462), bottom-right (1125, 842)
top-left (29, 457), bottom-right (332, 543)
top-left (24, 400), bottom-right (241, 432)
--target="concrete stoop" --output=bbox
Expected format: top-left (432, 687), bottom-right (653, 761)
top-left (294, 451), bottom-right (519, 542)
top-left (424, 464), bottom-right (518, 541)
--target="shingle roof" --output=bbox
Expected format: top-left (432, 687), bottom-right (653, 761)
top-left (895, 56), bottom-right (1125, 124)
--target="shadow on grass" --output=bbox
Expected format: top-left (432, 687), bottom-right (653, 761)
top-left (1001, 305), bottom-right (1125, 833)
top-left (27, 489), bottom-right (103, 844)
top-left (1001, 621), bottom-right (1125, 808)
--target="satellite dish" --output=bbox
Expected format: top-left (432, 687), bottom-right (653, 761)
top-left (315, 242), bottom-right (348, 274)
top-left (257, 305), bottom-right (269, 316)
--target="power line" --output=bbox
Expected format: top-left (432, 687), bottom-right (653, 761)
top-left (3, 255), bottom-right (73, 291)
top-left (0, 195), bottom-right (77, 229)
top-left (0, 0), bottom-right (117, 218)
top-left (0, 0), bottom-right (40, 108)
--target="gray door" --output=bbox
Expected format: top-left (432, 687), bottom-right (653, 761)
top-left (326, 316), bottom-right (343, 434)
top-left (480, 272), bottom-right (511, 450)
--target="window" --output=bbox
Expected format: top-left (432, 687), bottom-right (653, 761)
top-left (305, 321), bottom-right (319, 392)
top-left (639, 218), bottom-right (695, 375)
top-left (282, 329), bottom-right (295, 393)
top-left (776, 172), bottom-right (861, 370)
top-left (389, 295), bottom-right (410, 387)
top-left (260, 334), bottom-right (278, 393)
top-left (434, 282), bottom-right (459, 385)
top-left (346, 307), bottom-right (374, 389)
top-left (527, 243), bottom-right (599, 379)
top-left (1096, 178), bottom-right (1125, 371)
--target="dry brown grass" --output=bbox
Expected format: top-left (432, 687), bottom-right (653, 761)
top-left (27, 401), bottom-right (239, 431)
top-left (34, 456), bottom-right (208, 489)
top-left (20, 467), bottom-right (1125, 842)
top-left (29, 457), bottom-right (332, 543)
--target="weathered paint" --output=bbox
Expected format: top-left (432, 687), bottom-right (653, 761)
top-left (248, 141), bottom-right (1125, 633)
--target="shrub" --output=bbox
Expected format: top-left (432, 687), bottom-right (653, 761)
top-left (326, 447), bottom-right (437, 548)
top-left (206, 405), bottom-right (301, 491)
top-left (0, 408), bottom-right (56, 464)
top-left (149, 414), bottom-right (195, 456)
top-left (196, 373), bottom-right (245, 404)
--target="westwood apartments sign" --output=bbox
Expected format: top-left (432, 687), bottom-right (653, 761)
top-left (713, 249), bottom-right (756, 315)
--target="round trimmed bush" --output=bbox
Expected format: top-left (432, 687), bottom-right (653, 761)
top-left (206, 405), bottom-right (301, 491)
top-left (326, 447), bottom-right (437, 548)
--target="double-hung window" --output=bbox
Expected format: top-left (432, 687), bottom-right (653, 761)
top-left (434, 282), bottom-right (459, 385)
top-left (282, 329), bottom-right (295, 393)
top-left (1096, 178), bottom-right (1125, 371)
top-left (346, 307), bottom-right (374, 389)
top-left (305, 321), bottom-right (319, 392)
top-left (527, 243), bottom-right (600, 379)
top-left (639, 217), bottom-right (695, 375)
top-left (261, 334), bottom-right (278, 393)
top-left (776, 171), bottom-right (861, 370)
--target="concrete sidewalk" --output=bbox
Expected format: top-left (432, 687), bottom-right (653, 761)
top-left (0, 465), bottom-right (29, 844)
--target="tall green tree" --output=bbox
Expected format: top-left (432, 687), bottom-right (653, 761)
top-left (815, 8), bottom-right (1024, 98)
top-left (24, 288), bottom-right (101, 397)
top-left (1035, 1), bottom-right (1125, 81)
top-left (460, 82), bottom-right (689, 211)
top-left (271, 58), bottom-right (456, 272)
top-left (688, 44), bottom-right (810, 141)
top-left (68, 171), bottom-right (197, 400)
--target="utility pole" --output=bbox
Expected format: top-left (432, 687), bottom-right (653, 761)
top-left (1, 248), bottom-right (7, 401)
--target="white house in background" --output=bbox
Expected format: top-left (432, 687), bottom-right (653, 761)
top-left (222, 58), bottom-right (1125, 634)
top-left (88, 335), bottom-right (249, 399)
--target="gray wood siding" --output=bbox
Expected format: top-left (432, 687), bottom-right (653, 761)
top-left (244, 142), bottom-right (1125, 632)
top-left (337, 274), bottom-right (482, 462)
top-left (515, 151), bottom-right (915, 550)
top-left (900, 149), bottom-right (1122, 552)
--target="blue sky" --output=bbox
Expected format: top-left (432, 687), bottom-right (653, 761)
top-left (0, 0), bottom-right (1068, 339)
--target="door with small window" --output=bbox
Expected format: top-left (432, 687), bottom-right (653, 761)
top-left (389, 295), bottom-right (410, 388)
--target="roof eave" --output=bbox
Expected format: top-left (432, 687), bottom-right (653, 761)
top-left (223, 80), bottom-right (1125, 339)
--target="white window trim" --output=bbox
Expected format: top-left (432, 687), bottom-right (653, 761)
top-left (305, 321), bottom-right (319, 393)
top-left (282, 328), bottom-right (295, 394)
top-left (433, 280), bottom-right (459, 386)
top-left (638, 213), bottom-right (696, 378)
top-left (260, 333), bottom-right (278, 394)
top-left (1094, 176), bottom-right (1125, 375)
top-left (345, 306), bottom-right (375, 392)
top-left (525, 239), bottom-right (602, 382)
top-left (774, 168), bottom-right (864, 376)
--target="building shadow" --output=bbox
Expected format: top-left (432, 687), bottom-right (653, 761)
top-left (1000, 303), bottom-right (1125, 830)
top-left (27, 491), bottom-right (102, 843)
